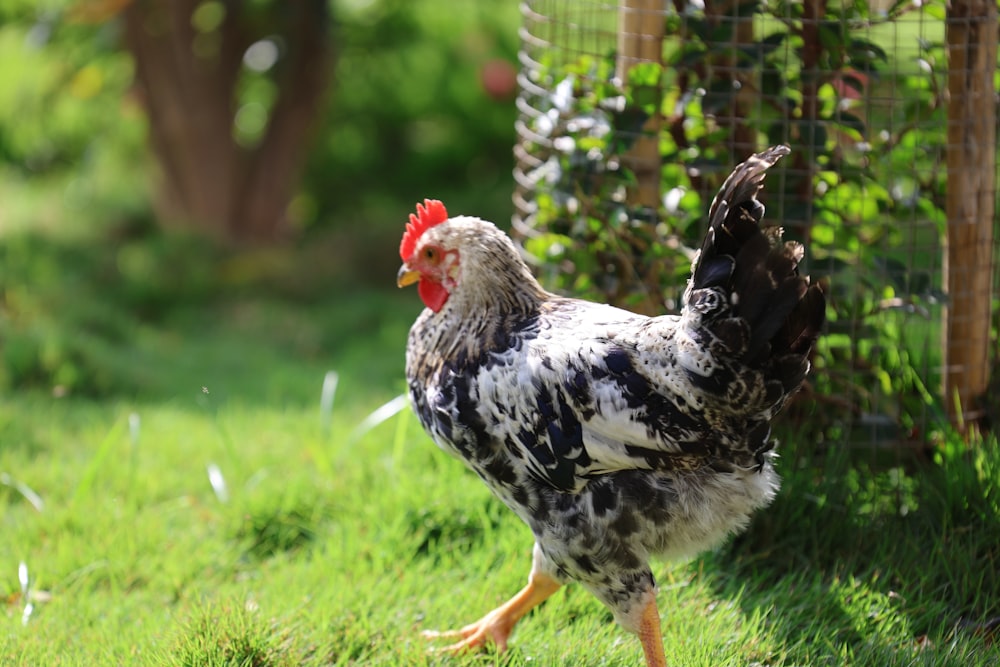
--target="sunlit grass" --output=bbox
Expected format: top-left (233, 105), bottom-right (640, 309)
top-left (0, 287), bottom-right (997, 665)
top-left (3, 224), bottom-right (990, 664)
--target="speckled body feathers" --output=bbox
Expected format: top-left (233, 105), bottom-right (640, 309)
top-left (404, 146), bottom-right (824, 632)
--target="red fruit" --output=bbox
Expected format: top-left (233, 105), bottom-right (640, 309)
top-left (480, 59), bottom-right (517, 101)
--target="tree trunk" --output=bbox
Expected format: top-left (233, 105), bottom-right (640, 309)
top-left (943, 0), bottom-right (997, 431)
top-left (123, 0), bottom-right (332, 243)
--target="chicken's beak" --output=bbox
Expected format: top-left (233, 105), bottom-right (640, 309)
top-left (397, 264), bottom-right (421, 288)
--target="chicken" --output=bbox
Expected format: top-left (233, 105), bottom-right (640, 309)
top-left (396, 145), bottom-right (825, 666)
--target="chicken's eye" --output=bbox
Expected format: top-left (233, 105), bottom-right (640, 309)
top-left (423, 247), bottom-right (441, 263)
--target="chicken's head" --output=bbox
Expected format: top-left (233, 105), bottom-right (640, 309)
top-left (396, 199), bottom-right (456, 313)
top-left (397, 199), bottom-right (545, 314)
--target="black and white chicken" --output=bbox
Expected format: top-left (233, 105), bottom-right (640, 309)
top-left (397, 145), bottom-right (825, 666)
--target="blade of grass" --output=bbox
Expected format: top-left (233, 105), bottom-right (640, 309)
top-left (0, 472), bottom-right (45, 512)
top-left (347, 394), bottom-right (408, 445)
top-left (71, 414), bottom-right (127, 505)
top-left (391, 402), bottom-right (411, 465)
top-left (307, 371), bottom-right (339, 480)
top-left (18, 561), bottom-right (33, 626)
top-left (127, 412), bottom-right (140, 501)
top-left (319, 370), bottom-right (339, 437)
top-left (207, 462), bottom-right (230, 503)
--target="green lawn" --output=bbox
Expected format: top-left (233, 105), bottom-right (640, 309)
top-left (1, 235), bottom-right (998, 666)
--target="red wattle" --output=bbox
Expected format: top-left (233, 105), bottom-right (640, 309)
top-left (418, 278), bottom-right (449, 312)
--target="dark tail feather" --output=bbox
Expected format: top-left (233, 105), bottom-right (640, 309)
top-left (685, 145), bottom-right (826, 375)
top-left (690, 145), bottom-right (790, 291)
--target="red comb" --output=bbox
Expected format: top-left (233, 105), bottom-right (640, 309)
top-left (400, 199), bottom-right (448, 260)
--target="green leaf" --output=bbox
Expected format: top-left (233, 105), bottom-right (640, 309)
top-left (626, 62), bottom-right (663, 88)
top-left (923, 0), bottom-right (947, 20)
top-left (813, 223), bottom-right (836, 245)
top-left (851, 38), bottom-right (888, 62)
top-left (831, 111), bottom-right (867, 139)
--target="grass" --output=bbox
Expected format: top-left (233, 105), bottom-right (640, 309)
top-left (1, 234), bottom-right (998, 666)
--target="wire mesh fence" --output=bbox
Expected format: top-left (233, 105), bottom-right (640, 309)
top-left (513, 0), bottom-right (999, 450)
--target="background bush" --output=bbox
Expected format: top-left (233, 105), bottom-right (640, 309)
top-left (0, 0), bottom-right (519, 394)
top-left (515, 0), bottom-right (960, 444)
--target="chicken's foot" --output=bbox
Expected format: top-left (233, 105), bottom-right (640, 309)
top-left (421, 571), bottom-right (561, 653)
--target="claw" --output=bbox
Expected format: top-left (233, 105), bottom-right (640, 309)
top-left (422, 610), bottom-right (514, 653)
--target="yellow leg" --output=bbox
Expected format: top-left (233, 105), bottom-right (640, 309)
top-left (422, 571), bottom-right (562, 653)
top-left (637, 595), bottom-right (668, 667)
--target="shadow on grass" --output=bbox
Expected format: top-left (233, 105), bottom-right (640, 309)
top-left (703, 436), bottom-right (1000, 664)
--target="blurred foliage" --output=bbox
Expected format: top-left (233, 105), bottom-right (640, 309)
top-left (0, 3), bottom-right (137, 173)
top-left (0, 226), bottom-right (418, 397)
top-left (0, 0), bottom-right (518, 394)
top-left (0, 1), bottom-right (149, 236)
top-left (310, 0), bottom-right (521, 228)
top-left (0, 0), bottom-right (520, 234)
top-left (0, 230), bottom-right (225, 395)
top-left (517, 0), bottom-right (963, 444)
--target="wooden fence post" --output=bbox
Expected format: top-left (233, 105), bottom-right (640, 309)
top-left (943, 0), bottom-right (998, 432)
top-left (616, 0), bottom-right (665, 210)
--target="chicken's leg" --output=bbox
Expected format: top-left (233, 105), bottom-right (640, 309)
top-left (422, 570), bottom-right (561, 653)
top-left (637, 595), bottom-right (668, 667)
